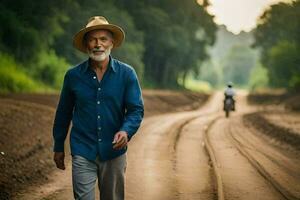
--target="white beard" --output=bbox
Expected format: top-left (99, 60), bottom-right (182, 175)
top-left (88, 45), bottom-right (112, 62)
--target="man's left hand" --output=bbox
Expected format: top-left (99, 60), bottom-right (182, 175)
top-left (113, 131), bottom-right (128, 150)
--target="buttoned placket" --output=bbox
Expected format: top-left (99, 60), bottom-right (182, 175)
top-left (92, 74), bottom-right (103, 144)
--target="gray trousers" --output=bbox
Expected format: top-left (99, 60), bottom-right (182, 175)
top-left (72, 154), bottom-right (127, 200)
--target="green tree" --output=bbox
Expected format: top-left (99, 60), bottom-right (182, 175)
top-left (267, 40), bottom-right (300, 89)
top-left (0, 0), bottom-right (73, 90)
top-left (0, 0), bottom-right (69, 63)
top-left (254, 1), bottom-right (300, 90)
top-left (118, 0), bottom-right (217, 88)
top-left (0, 0), bottom-right (216, 90)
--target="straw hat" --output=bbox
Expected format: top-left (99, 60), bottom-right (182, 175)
top-left (73, 16), bottom-right (125, 53)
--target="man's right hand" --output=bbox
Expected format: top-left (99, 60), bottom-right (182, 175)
top-left (54, 152), bottom-right (65, 170)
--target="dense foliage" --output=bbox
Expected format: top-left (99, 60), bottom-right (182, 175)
top-left (0, 0), bottom-right (216, 92)
top-left (0, 53), bottom-right (51, 92)
top-left (254, 0), bottom-right (300, 91)
top-left (117, 0), bottom-right (216, 88)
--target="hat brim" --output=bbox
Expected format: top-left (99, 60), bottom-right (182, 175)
top-left (73, 24), bottom-right (125, 53)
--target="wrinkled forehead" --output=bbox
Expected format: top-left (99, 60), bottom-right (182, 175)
top-left (85, 29), bottom-right (113, 39)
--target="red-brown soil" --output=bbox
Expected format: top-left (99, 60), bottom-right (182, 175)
top-left (0, 90), bottom-right (209, 199)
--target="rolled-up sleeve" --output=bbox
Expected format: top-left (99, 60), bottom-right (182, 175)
top-left (53, 71), bottom-right (74, 152)
top-left (120, 68), bottom-right (144, 140)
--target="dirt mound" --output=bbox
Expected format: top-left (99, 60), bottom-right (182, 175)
top-left (0, 93), bottom-right (59, 108)
top-left (0, 90), bottom-right (208, 117)
top-left (0, 90), bottom-right (209, 199)
top-left (285, 95), bottom-right (300, 111)
top-left (243, 111), bottom-right (300, 150)
top-left (143, 90), bottom-right (208, 117)
top-left (0, 99), bottom-right (55, 199)
top-left (247, 92), bottom-right (300, 112)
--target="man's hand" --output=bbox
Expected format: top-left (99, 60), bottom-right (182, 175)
top-left (54, 152), bottom-right (65, 170)
top-left (113, 131), bottom-right (128, 150)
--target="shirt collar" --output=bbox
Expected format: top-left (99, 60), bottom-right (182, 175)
top-left (81, 55), bottom-right (116, 73)
top-left (109, 56), bottom-right (117, 73)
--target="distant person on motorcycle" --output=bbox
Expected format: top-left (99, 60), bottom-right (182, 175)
top-left (224, 82), bottom-right (236, 111)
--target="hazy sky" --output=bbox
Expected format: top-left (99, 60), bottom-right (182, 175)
top-left (206, 0), bottom-right (292, 34)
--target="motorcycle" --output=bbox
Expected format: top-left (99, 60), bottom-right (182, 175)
top-left (224, 97), bottom-right (234, 118)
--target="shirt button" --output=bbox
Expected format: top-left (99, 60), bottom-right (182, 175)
top-left (97, 101), bottom-right (100, 104)
top-left (98, 139), bottom-right (102, 142)
top-left (98, 127), bottom-right (101, 130)
top-left (93, 76), bottom-right (96, 79)
top-left (98, 88), bottom-right (101, 91)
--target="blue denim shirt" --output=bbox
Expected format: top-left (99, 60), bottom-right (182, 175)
top-left (53, 56), bottom-right (144, 161)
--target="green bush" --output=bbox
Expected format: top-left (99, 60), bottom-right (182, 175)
top-left (31, 49), bottom-right (70, 89)
top-left (249, 62), bottom-right (269, 91)
top-left (266, 41), bottom-right (300, 91)
top-left (0, 53), bottom-right (44, 93)
top-left (178, 75), bottom-right (212, 93)
top-left (289, 75), bottom-right (300, 91)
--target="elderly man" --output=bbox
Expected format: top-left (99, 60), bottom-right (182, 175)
top-left (52, 16), bottom-right (144, 200)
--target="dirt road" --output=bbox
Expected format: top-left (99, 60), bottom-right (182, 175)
top-left (2, 91), bottom-right (300, 200)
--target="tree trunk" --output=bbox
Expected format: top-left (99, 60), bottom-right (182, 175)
top-left (182, 70), bottom-right (188, 88)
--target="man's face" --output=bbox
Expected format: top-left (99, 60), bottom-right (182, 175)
top-left (85, 29), bottom-right (114, 62)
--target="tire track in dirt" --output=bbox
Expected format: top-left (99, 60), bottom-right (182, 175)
top-left (174, 113), bottom-right (221, 200)
top-left (201, 91), bottom-right (298, 200)
top-left (205, 117), bottom-right (285, 200)
top-left (203, 116), bottom-right (224, 200)
top-left (204, 98), bottom-right (300, 200)
top-left (126, 93), bottom-right (221, 200)
top-left (229, 118), bottom-right (300, 200)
